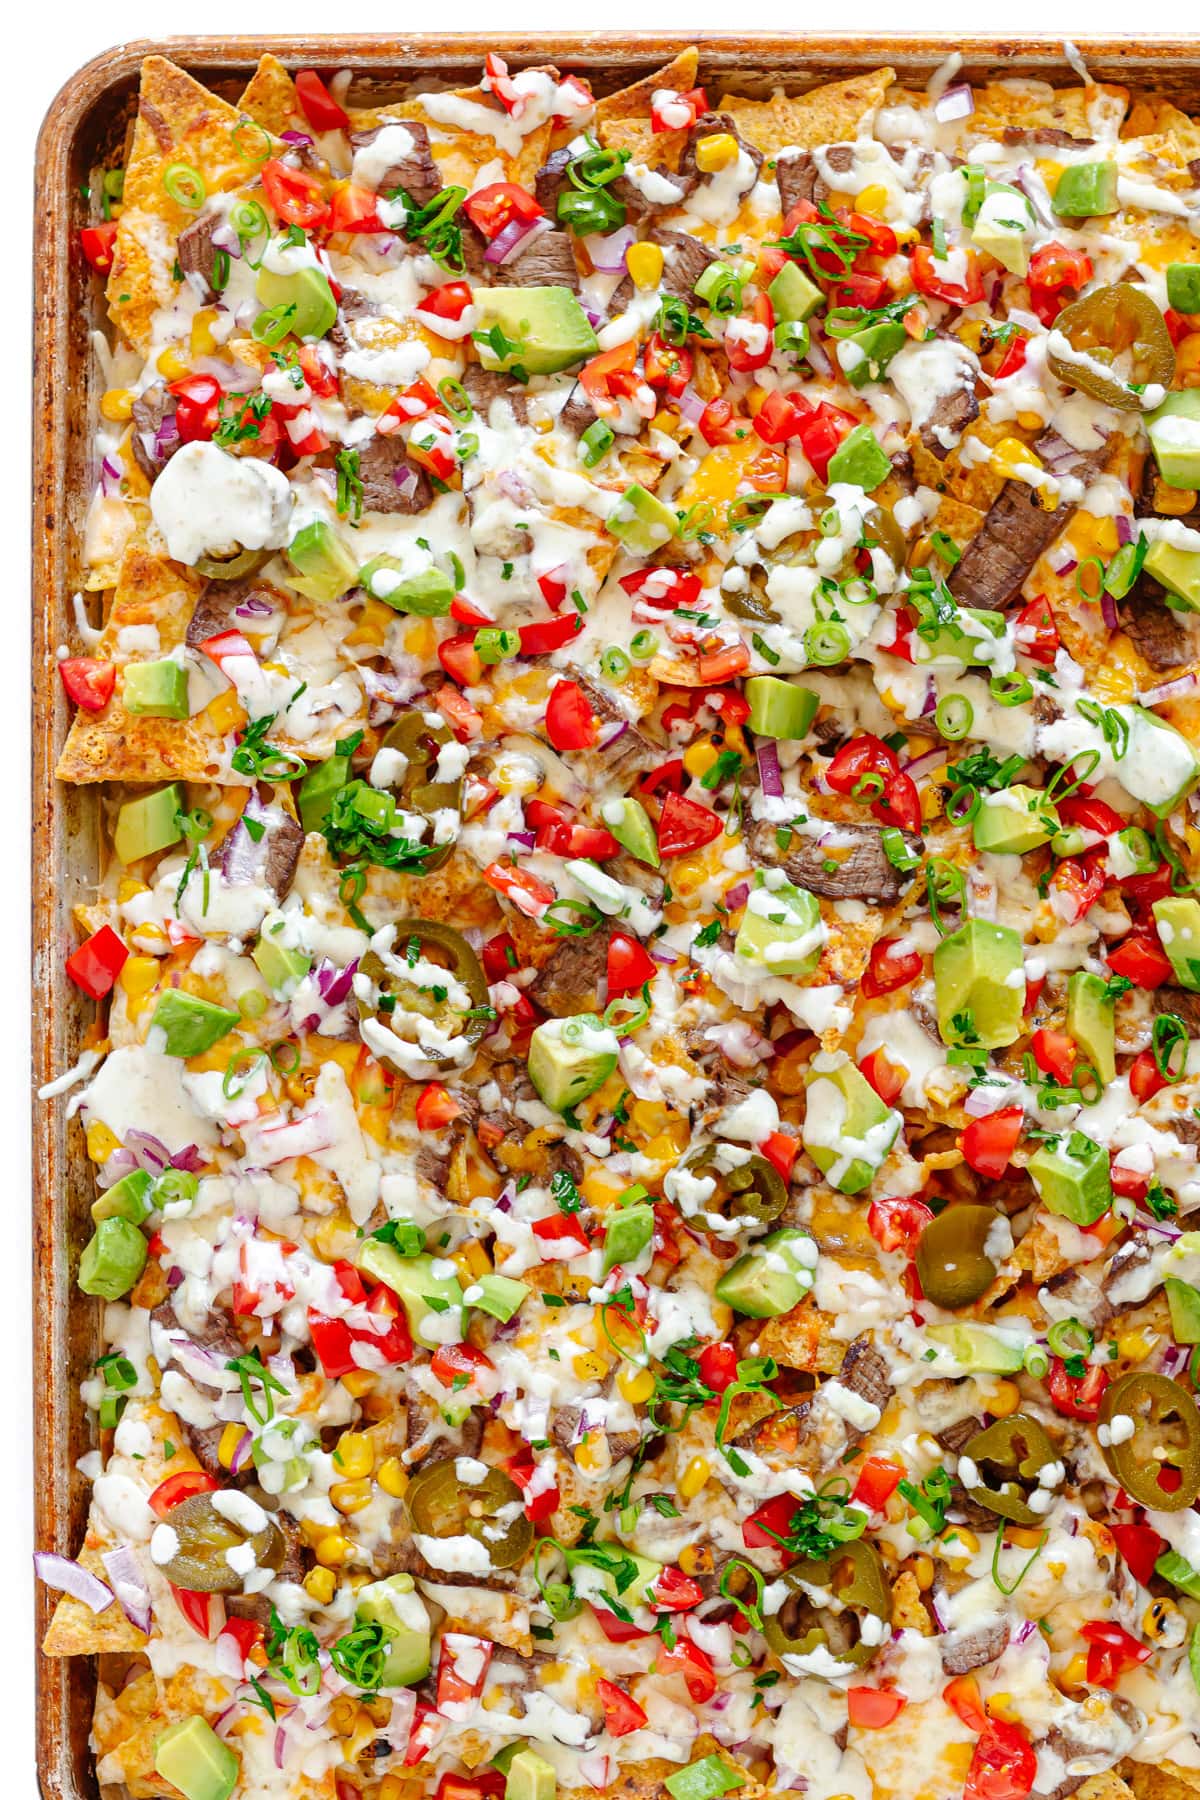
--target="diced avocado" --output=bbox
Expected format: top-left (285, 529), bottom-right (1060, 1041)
top-left (154, 1717), bottom-right (239, 1800)
top-left (567, 1542), bottom-right (662, 1611)
top-left (255, 263), bottom-right (337, 339)
top-left (297, 753), bottom-right (352, 833)
top-left (1153, 897), bottom-right (1200, 990)
top-left (358, 1240), bottom-right (465, 1349)
top-left (358, 558), bottom-right (454, 615)
top-left (735, 874), bottom-right (823, 979)
top-left (970, 184), bottom-right (1033, 276)
top-left (506, 1748), bottom-right (557, 1800)
top-left (252, 933), bottom-right (312, 994)
top-left (527, 1015), bottom-right (619, 1112)
top-left (602, 1202), bottom-right (654, 1275)
top-left (472, 285), bottom-right (598, 376)
top-left (356, 1573), bottom-right (432, 1686)
top-left (767, 261), bottom-right (823, 323)
top-left (825, 422), bottom-right (890, 492)
top-left (665, 1758), bottom-right (745, 1800)
top-left (114, 785), bottom-right (184, 866)
top-left (149, 991), bottom-right (240, 1058)
top-left (122, 658), bottom-right (190, 719)
top-left (1142, 540), bottom-right (1200, 612)
top-left (803, 1058), bottom-right (901, 1196)
top-left (286, 519), bottom-right (359, 602)
top-left (837, 320), bottom-right (908, 388)
top-left (78, 1216), bottom-right (148, 1300)
top-left (1156, 1547), bottom-right (1200, 1600)
top-left (470, 1272), bottom-right (529, 1323)
top-left (1117, 707), bottom-right (1200, 816)
top-left (1146, 391), bottom-right (1200, 498)
top-left (1027, 1131), bottom-right (1112, 1227)
top-left (972, 784), bottom-right (1058, 855)
top-left (1168, 264), bottom-right (1200, 314)
top-left (601, 796), bottom-right (660, 867)
top-left (933, 918), bottom-right (1025, 1051)
top-left (608, 484), bottom-right (680, 555)
top-left (91, 1168), bottom-right (154, 1226)
top-left (1066, 970), bottom-right (1116, 1086)
top-left (1053, 160), bottom-right (1119, 218)
top-left (744, 675), bottom-right (819, 740)
top-left (715, 1227), bottom-right (818, 1317)
top-left (913, 605), bottom-right (1006, 667)
top-left (924, 1323), bottom-right (1026, 1373)
top-left (1165, 1276), bottom-right (1200, 1344)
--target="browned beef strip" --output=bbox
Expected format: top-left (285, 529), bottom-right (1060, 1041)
top-left (563, 665), bottom-right (660, 784)
top-left (506, 228), bottom-right (580, 291)
top-left (1154, 986), bottom-right (1200, 1036)
top-left (950, 434), bottom-right (1109, 609)
top-left (339, 289), bottom-right (381, 324)
top-left (774, 149), bottom-right (820, 216)
top-left (939, 1416), bottom-right (983, 1456)
top-left (678, 112), bottom-right (764, 188)
top-left (357, 434), bottom-right (434, 515)
top-left (1038, 1697), bottom-right (1144, 1800)
top-left (746, 817), bottom-right (921, 904)
top-left (1101, 1231), bottom-right (1160, 1306)
top-left (838, 1338), bottom-right (892, 1418)
top-left (940, 1618), bottom-right (1011, 1674)
top-left (1120, 581), bottom-right (1200, 671)
top-left (461, 363), bottom-right (529, 425)
top-left (689, 1062), bottom-right (754, 1135)
top-left (216, 795), bottom-right (304, 900)
top-left (149, 1302), bottom-right (249, 1480)
top-left (656, 228), bottom-right (718, 301)
top-left (185, 578), bottom-right (279, 648)
top-left (921, 384), bottom-right (981, 461)
top-left (535, 148), bottom-right (572, 213)
top-left (130, 383), bottom-right (180, 481)
top-left (528, 927), bottom-right (611, 1017)
top-left (1040, 1266), bottom-right (1113, 1331)
top-left (350, 121), bottom-right (441, 205)
top-left (177, 214), bottom-right (221, 300)
top-left (557, 383), bottom-right (596, 434)
top-left (1001, 127), bottom-right (1095, 148)
top-left (479, 1061), bottom-right (584, 1180)
top-left (551, 1404), bottom-right (640, 1463)
top-left (889, 447), bottom-right (916, 494)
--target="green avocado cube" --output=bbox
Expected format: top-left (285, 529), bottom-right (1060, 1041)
top-left (1052, 160), bottom-right (1119, 218)
top-left (297, 753), bottom-right (352, 833)
top-left (837, 320), bottom-right (908, 388)
top-left (913, 605), bottom-right (1006, 667)
top-left (472, 285), bottom-right (598, 376)
top-left (252, 933), bottom-right (312, 994)
top-left (355, 1573), bottom-right (432, 1686)
top-left (664, 1756), bottom-right (746, 1800)
top-left (803, 1058), bottom-right (901, 1195)
top-left (767, 261), bottom-right (823, 323)
top-left (1142, 540), bottom-right (1200, 612)
top-left (154, 1717), bottom-right (239, 1800)
top-left (602, 1202), bottom-right (654, 1274)
top-left (1154, 897), bottom-right (1200, 990)
top-left (608, 484), bottom-right (680, 555)
top-left (78, 1217), bottom-right (148, 1301)
top-left (735, 874), bottom-right (823, 979)
top-left (1165, 1276), bottom-right (1200, 1344)
top-left (744, 675), bottom-right (819, 740)
top-left (286, 519), bottom-right (359, 602)
top-left (1147, 390), bottom-right (1200, 496)
top-left (357, 1240), bottom-right (465, 1349)
top-left (970, 183), bottom-right (1033, 275)
top-left (122, 659), bottom-right (190, 719)
top-left (528, 1015), bottom-right (619, 1111)
top-left (1066, 970), bottom-right (1117, 1086)
top-left (506, 1749), bottom-right (557, 1800)
top-left (1117, 707), bottom-right (1200, 817)
top-left (150, 991), bottom-right (240, 1058)
top-left (1027, 1131), bottom-right (1112, 1227)
top-left (924, 1323), bottom-right (1026, 1373)
top-left (91, 1168), bottom-right (154, 1226)
top-left (470, 1272), bottom-right (529, 1323)
top-left (933, 918), bottom-right (1025, 1051)
top-left (255, 263), bottom-right (337, 339)
top-left (825, 422), bottom-right (891, 492)
top-left (359, 558), bottom-right (455, 615)
top-left (972, 784), bottom-right (1058, 856)
top-left (114, 784), bottom-right (184, 865)
top-left (715, 1227), bottom-right (819, 1317)
top-left (600, 795), bottom-right (660, 868)
top-left (1168, 264), bottom-right (1200, 314)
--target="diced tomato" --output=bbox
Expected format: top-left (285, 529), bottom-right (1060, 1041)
top-left (1129, 1047), bottom-right (1168, 1104)
top-left (66, 924), bottom-right (129, 1001)
top-left (699, 396), bottom-right (740, 446)
top-left (580, 341), bottom-right (642, 415)
top-left (536, 567), bottom-right (569, 610)
top-left (828, 270), bottom-right (888, 310)
top-left (597, 1678), bottom-right (647, 1737)
top-left (80, 221), bottom-right (119, 273)
top-left (943, 1674), bottom-right (988, 1733)
top-left (995, 333), bottom-right (1029, 380)
top-left (507, 1455), bottom-right (560, 1524)
top-left (861, 935), bottom-right (923, 998)
top-left (435, 1777), bottom-right (505, 1800)
top-left (261, 158), bottom-right (330, 229)
top-left (420, 280), bottom-right (475, 323)
top-left (483, 861), bottom-right (556, 917)
top-left (546, 678), bottom-right (598, 751)
top-left (752, 389), bottom-right (812, 445)
top-left (852, 1456), bottom-right (904, 1511)
top-left (379, 377), bottom-right (445, 433)
top-left (58, 656), bottom-right (116, 713)
top-left (655, 1636), bottom-right (716, 1702)
top-left (326, 182), bottom-right (383, 233)
top-left (656, 792), bottom-right (722, 859)
top-left (697, 1341), bottom-right (739, 1394)
top-left (1032, 1028), bottom-right (1077, 1086)
top-left (1057, 796), bottom-right (1125, 837)
top-left (827, 734), bottom-right (899, 797)
top-left (743, 1491), bottom-right (799, 1550)
top-left (437, 1632), bottom-right (494, 1713)
top-left (1121, 863), bottom-right (1175, 919)
top-left (464, 181), bottom-right (543, 241)
top-left (1108, 935), bottom-right (1174, 989)
top-left (436, 685), bottom-right (483, 743)
top-left (405, 1704), bottom-right (446, 1766)
top-left (408, 433), bottom-right (457, 484)
top-left (619, 568), bottom-right (703, 611)
top-left (415, 1083), bottom-right (462, 1130)
top-left (1050, 852), bottom-right (1107, 924)
top-left (639, 758), bottom-right (686, 797)
top-left (1013, 596), bottom-right (1060, 666)
top-left (430, 1342), bottom-right (495, 1391)
top-left (1047, 1357), bottom-right (1109, 1421)
top-left (725, 295), bottom-right (775, 373)
top-left (910, 243), bottom-right (983, 306)
top-left (168, 373), bottom-right (222, 443)
top-left (847, 1687), bottom-right (907, 1729)
top-left (759, 1130), bottom-right (799, 1183)
top-left (867, 1196), bottom-right (933, 1255)
top-left (872, 769), bottom-right (921, 834)
top-left (960, 1106), bottom-right (1023, 1181)
top-left (295, 68), bottom-right (350, 132)
top-left (1166, 308), bottom-right (1200, 347)
top-left (438, 633), bottom-right (484, 688)
top-left (650, 1566), bottom-right (704, 1612)
top-left (964, 1720), bottom-right (1037, 1800)
top-left (644, 332), bottom-right (694, 396)
top-left (531, 1213), bottom-right (591, 1255)
top-left (650, 86), bottom-right (708, 132)
top-left (880, 605), bottom-right (915, 662)
top-left (482, 933), bottom-right (519, 985)
top-left (1111, 1522), bottom-right (1166, 1586)
top-left (592, 1607), bottom-right (652, 1642)
top-left (149, 1471), bottom-right (218, 1519)
top-left (847, 211), bottom-right (898, 256)
top-left (1110, 1161), bottom-right (1150, 1202)
top-left (1027, 242), bottom-right (1093, 327)
top-left (1081, 1621), bottom-right (1152, 1689)
top-left (519, 612), bottom-right (584, 656)
top-left (859, 1047), bottom-right (905, 1106)
top-left (219, 1615), bottom-right (264, 1663)
top-left (170, 1585), bottom-right (221, 1638)
top-left (607, 931), bottom-right (658, 997)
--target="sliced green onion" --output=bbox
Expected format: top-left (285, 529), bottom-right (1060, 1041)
top-left (1153, 1011), bottom-right (1189, 1084)
top-left (774, 319), bottom-right (810, 358)
top-left (804, 621), bottom-right (851, 666)
top-left (881, 827), bottom-right (922, 872)
top-left (211, 249), bottom-right (231, 292)
top-left (601, 645), bottom-right (631, 683)
top-left (252, 302), bottom-right (298, 347)
top-left (930, 530), bottom-right (961, 567)
top-left (1047, 1318), bottom-right (1094, 1357)
top-left (163, 163), bottom-right (206, 210)
top-left (558, 186), bottom-right (625, 235)
top-left (1103, 535), bottom-right (1148, 599)
top-left (544, 899), bottom-right (604, 938)
top-left (153, 1169), bottom-right (199, 1212)
top-left (270, 1040), bottom-right (301, 1076)
top-left (630, 630), bottom-right (659, 659)
top-left (604, 992), bottom-right (651, 1034)
top-left (474, 627), bottom-right (519, 664)
top-left (231, 118), bottom-right (272, 167)
top-left (989, 671), bottom-right (1033, 707)
top-left (936, 693), bottom-right (974, 740)
top-left (580, 419), bottom-right (615, 467)
top-left (694, 262), bottom-right (745, 315)
top-left (1075, 555), bottom-right (1106, 601)
top-left (1023, 1343), bottom-right (1050, 1378)
top-left (437, 376), bottom-right (474, 423)
top-left (238, 989), bottom-right (268, 1021)
top-left (678, 501), bottom-right (716, 541)
top-left (223, 1048), bottom-right (265, 1101)
top-left (231, 199), bottom-right (269, 261)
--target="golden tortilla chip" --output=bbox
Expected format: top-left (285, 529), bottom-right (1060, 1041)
top-left (96, 1668), bottom-right (244, 1797)
top-left (351, 77), bottom-right (555, 189)
top-left (1122, 1765), bottom-right (1200, 1800)
top-left (908, 413), bottom-right (1014, 514)
top-left (42, 1539), bottom-right (149, 1657)
top-left (594, 48), bottom-right (700, 163)
top-left (237, 52), bottom-right (303, 136)
top-left (717, 69), bottom-right (896, 156)
top-left (750, 1301), bottom-right (844, 1373)
top-left (890, 78), bottom-right (1128, 145)
top-left (891, 1569), bottom-right (934, 1635)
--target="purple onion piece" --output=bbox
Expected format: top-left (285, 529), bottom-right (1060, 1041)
top-left (756, 740), bottom-right (783, 798)
top-left (393, 464), bottom-right (420, 497)
top-left (934, 81), bottom-right (975, 122)
top-left (676, 383), bottom-right (707, 425)
top-left (100, 1544), bottom-right (152, 1634)
top-left (167, 1266), bottom-right (185, 1289)
top-left (280, 130), bottom-right (315, 147)
top-left (1116, 514), bottom-right (1135, 546)
top-left (598, 719), bottom-right (629, 750)
top-left (725, 880), bottom-right (750, 911)
top-left (34, 1552), bottom-right (114, 1613)
top-left (234, 595), bottom-right (274, 619)
top-left (125, 1130), bottom-right (172, 1172)
top-left (171, 1143), bottom-right (205, 1173)
top-left (1100, 589), bottom-right (1119, 631)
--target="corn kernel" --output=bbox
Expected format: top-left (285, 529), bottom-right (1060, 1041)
top-left (1144, 1596), bottom-right (1180, 1639)
top-left (459, 1240), bottom-right (491, 1278)
top-left (683, 739), bottom-right (719, 779)
top-left (157, 346), bottom-right (191, 381)
top-left (992, 437), bottom-right (1042, 481)
top-left (190, 309), bottom-right (219, 358)
top-left (86, 1121), bottom-right (121, 1163)
top-left (206, 689), bottom-right (246, 733)
top-left (1063, 1652), bottom-right (1089, 1687)
top-left (377, 1456), bottom-right (409, 1498)
top-left (958, 320), bottom-right (988, 354)
top-left (1016, 410), bottom-right (1044, 432)
top-left (118, 955), bottom-right (159, 998)
top-left (695, 132), bottom-right (739, 172)
top-left (573, 1351), bottom-right (608, 1382)
top-left (217, 1423), bottom-right (245, 1470)
top-left (856, 184), bottom-right (889, 216)
top-left (333, 1431), bottom-right (375, 1480)
top-left (939, 1527), bottom-right (979, 1560)
top-left (304, 1566), bottom-right (337, 1604)
top-left (341, 1369), bottom-right (376, 1399)
top-left (617, 1366), bottom-right (655, 1404)
top-left (987, 1692), bottom-right (1018, 1722)
top-left (315, 1531), bottom-right (353, 1566)
top-left (988, 1380), bottom-right (1021, 1418)
top-left (330, 1478), bottom-right (374, 1515)
top-left (1153, 479), bottom-right (1199, 515)
top-left (575, 1428), bottom-right (608, 1473)
top-left (626, 241), bottom-right (664, 289)
top-left (913, 1555), bottom-right (935, 1591)
top-left (679, 1456), bottom-right (711, 1501)
top-left (380, 1779), bottom-right (415, 1800)
top-left (1117, 1328), bottom-right (1152, 1362)
top-left (100, 387), bottom-right (134, 422)
top-left (1007, 1525), bottom-right (1045, 1550)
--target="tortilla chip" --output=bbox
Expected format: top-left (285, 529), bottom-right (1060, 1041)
top-left (1073, 1777), bottom-right (1135, 1800)
top-left (717, 69), bottom-right (896, 156)
top-left (107, 56), bottom-right (277, 355)
top-left (42, 1540), bottom-right (149, 1656)
top-left (96, 1668), bottom-right (243, 1797)
top-left (748, 1300), bottom-right (844, 1373)
top-left (594, 48), bottom-right (700, 163)
top-left (909, 413), bottom-right (1014, 514)
top-left (1122, 1766), bottom-right (1200, 1800)
top-left (350, 78), bottom-right (554, 189)
top-left (563, 1760), bottom-right (678, 1800)
top-left (889, 77), bottom-right (1128, 145)
top-left (236, 53), bottom-right (303, 135)
top-left (891, 1569), bottom-right (934, 1635)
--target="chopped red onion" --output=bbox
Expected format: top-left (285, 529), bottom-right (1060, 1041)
top-left (125, 1129), bottom-right (171, 1171)
top-left (964, 1083), bottom-right (1019, 1118)
top-left (281, 130), bottom-right (315, 147)
top-left (805, 334), bottom-right (833, 378)
top-left (676, 384), bottom-right (707, 425)
top-left (393, 465), bottom-right (420, 498)
top-left (485, 216), bottom-right (549, 266)
top-left (208, 221), bottom-right (242, 257)
top-left (598, 719), bottom-right (629, 750)
top-left (902, 745), bottom-right (946, 782)
top-left (99, 455), bottom-right (123, 497)
top-left (273, 1722), bottom-right (290, 1770)
top-left (1141, 673), bottom-right (1199, 704)
top-left (1117, 513), bottom-right (1135, 545)
top-left (229, 1430), bottom-right (254, 1475)
top-left (584, 225), bottom-right (634, 274)
top-left (97, 1147), bottom-right (137, 1189)
top-left (725, 880), bottom-right (750, 911)
top-left (1014, 163), bottom-right (1056, 229)
top-left (921, 679), bottom-right (938, 717)
top-left (650, 946), bottom-right (679, 965)
top-left (166, 1266), bottom-right (185, 1289)
top-left (507, 830), bottom-right (537, 850)
top-left (171, 1143), bottom-right (205, 1172)
top-left (234, 595), bottom-right (274, 618)
top-left (756, 740), bottom-right (783, 797)
top-left (101, 1545), bottom-right (152, 1634)
top-left (1100, 590), bottom-right (1119, 631)
top-left (934, 82), bottom-right (975, 122)
top-left (34, 1552), bottom-right (114, 1613)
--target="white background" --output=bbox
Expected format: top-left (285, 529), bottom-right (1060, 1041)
top-left (6, 2), bottom-right (1178, 1787)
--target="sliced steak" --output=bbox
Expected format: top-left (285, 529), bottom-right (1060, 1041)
top-left (557, 382), bottom-right (596, 434)
top-left (535, 148), bottom-right (572, 214)
top-left (774, 149), bottom-right (820, 216)
top-left (562, 665), bottom-right (660, 785)
top-left (1001, 127), bottom-right (1095, 148)
top-left (746, 816), bottom-right (921, 904)
top-left (461, 363), bottom-right (529, 426)
top-left (656, 228), bottom-right (718, 302)
top-left (350, 121), bottom-right (441, 205)
top-left (690, 1061), bottom-right (755, 1136)
top-left (507, 227), bottom-right (580, 291)
top-left (552, 1404), bottom-right (640, 1464)
top-left (921, 383), bottom-right (980, 461)
top-left (528, 927), bottom-right (611, 1017)
top-left (357, 434), bottom-right (434, 515)
top-left (1153, 986), bottom-right (1200, 1036)
top-left (950, 433), bottom-right (1108, 609)
top-left (678, 112), bottom-right (764, 190)
top-left (185, 578), bottom-right (279, 648)
top-left (1040, 1265), bottom-right (1113, 1332)
top-left (405, 1393), bottom-right (485, 1466)
top-left (1102, 1231), bottom-right (1160, 1309)
top-left (177, 214), bottom-right (221, 301)
top-left (130, 383), bottom-right (180, 481)
top-left (1120, 582), bottom-right (1200, 671)
top-left (149, 1302), bottom-right (247, 1480)
top-left (216, 797), bottom-right (304, 902)
top-left (940, 1617), bottom-right (1011, 1674)
top-left (837, 1338), bottom-right (893, 1421)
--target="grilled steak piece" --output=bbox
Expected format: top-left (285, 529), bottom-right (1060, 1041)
top-left (461, 364), bottom-right (530, 425)
top-left (746, 817), bottom-right (921, 904)
top-left (561, 665), bottom-right (660, 785)
top-left (350, 121), bottom-right (441, 205)
top-left (950, 433), bottom-right (1109, 609)
top-left (656, 228), bottom-right (718, 301)
top-left (1120, 582), bottom-right (1200, 671)
top-left (507, 228), bottom-right (580, 291)
top-left (837, 1338), bottom-right (893, 1419)
top-left (535, 148), bottom-right (572, 213)
top-left (130, 383), bottom-right (180, 481)
top-left (528, 927), bottom-right (611, 1017)
top-left (356, 434), bottom-right (434, 515)
top-left (177, 214), bottom-right (221, 300)
top-left (215, 798), bottom-right (305, 902)
top-left (678, 112), bottom-right (764, 189)
top-left (940, 1617), bottom-right (1011, 1674)
top-left (920, 383), bottom-right (980, 461)
top-left (1154, 986), bottom-right (1200, 1035)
